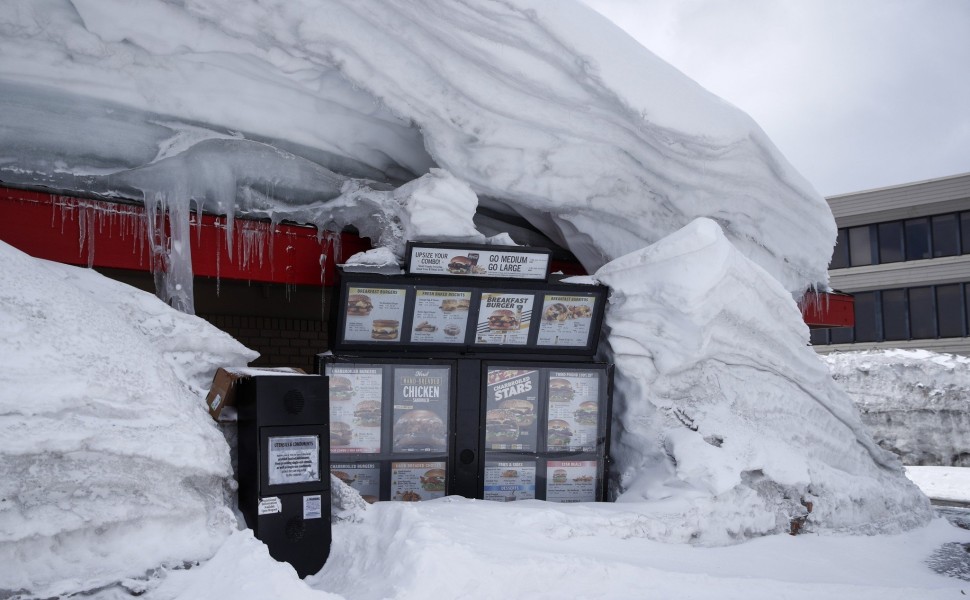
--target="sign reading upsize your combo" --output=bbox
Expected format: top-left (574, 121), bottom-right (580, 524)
top-left (406, 242), bottom-right (551, 281)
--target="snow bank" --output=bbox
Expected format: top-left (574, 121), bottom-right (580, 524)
top-left (0, 0), bottom-right (833, 302)
top-left (823, 350), bottom-right (970, 466)
top-left (0, 241), bottom-right (256, 597)
top-left (595, 219), bottom-right (931, 540)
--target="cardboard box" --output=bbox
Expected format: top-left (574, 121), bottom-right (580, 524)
top-left (205, 366), bottom-right (307, 421)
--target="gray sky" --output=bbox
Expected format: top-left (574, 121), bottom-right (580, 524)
top-left (583, 0), bottom-right (970, 197)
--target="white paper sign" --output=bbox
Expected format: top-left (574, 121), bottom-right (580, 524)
top-left (303, 494), bottom-right (322, 520)
top-left (258, 496), bottom-right (282, 515)
top-left (267, 435), bottom-right (320, 485)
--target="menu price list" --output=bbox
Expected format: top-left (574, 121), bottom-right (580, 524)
top-left (410, 289), bottom-right (471, 344)
top-left (484, 460), bottom-right (536, 502)
top-left (343, 286), bottom-right (407, 343)
top-left (327, 365), bottom-right (383, 454)
top-left (545, 371), bottom-right (601, 452)
top-left (391, 461), bottom-right (447, 502)
top-left (536, 294), bottom-right (596, 347)
top-left (546, 460), bottom-right (598, 503)
top-left (330, 463), bottom-right (380, 504)
top-left (484, 368), bottom-right (539, 452)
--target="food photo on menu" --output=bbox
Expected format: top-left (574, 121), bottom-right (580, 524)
top-left (391, 461), bottom-right (447, 501)
top-left (343, 286), bottom-right (407, 343)
top-left (330, 464), bottom-right (380, 504)
top-left (326, 366), bottom-right (383, 454)
top-left (485, 368), bottom-right (539, 451)
top-left (411, 290), bottom-right (471, 343)
top-left (536, 294), bottom-right (597, 347)
top-left (545, 371), bottom-right (601, 452)
top-left (475, 292), bottom-right (534, 345)
top-left (545, 460), bottom-right (598, 502)
top-left (391, 367), bottom-right (450, 453)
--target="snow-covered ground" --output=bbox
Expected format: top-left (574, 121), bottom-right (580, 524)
top-left (824, 350), bottom-right (970, 467)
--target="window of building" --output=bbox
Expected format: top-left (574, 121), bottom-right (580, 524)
top-left (830, 229), bottom-right (849, 269)
top-left (853, 292), bottom-right (879, 342)
top-left (881, 289), bottom-right (908, 340)
top-left (905, 218), bottom-right (932, 260)
top-left (848, 225), bottom-right (875, 266)
top-left (937, 284), bottom-right (964, 337)
top-left (809, 328), bottom-right (829, 346)
top-left (908, 286), bottom-right (936, 338)
top-left (829, 327), bottom-right (854, 344)
top-left (932, 214), bottom-right (960, 257)
top-left (877, 221), bottom-right (905, 264)
top-left (961, 213), bottom-right (970, 256)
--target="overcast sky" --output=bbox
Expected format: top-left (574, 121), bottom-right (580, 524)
top-left (583, 0), bottom-right (970, 197)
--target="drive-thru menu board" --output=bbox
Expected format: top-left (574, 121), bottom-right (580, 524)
top-left (482, 363), bottom-right (611, 503)
top-left (328, 365), bottom-right (383, 454)
top-left (391, 461), bottom-right (447, 502)
top-left (484, 460), bottom-right (537, 502)
top-left (536, 294), bottom-right (597, 348)
top-left (545, 460), bottom-right (598, 503)
top-left (406, 243), bottom-right (551, 281)
top-left (485, 369), bottom-right (539, 451)
top-left (330, 463), bottom-right (380, 504)
top-left (475, 292), bottom-right (534, 345)
top-left (392, 366), bottom-right (450, 453)
top-left (545, 370), bottom-right (601, 452)
top-left (343, 286), bottom-right (407, 343)
top-left (410, 289), bottom-right (471, 344)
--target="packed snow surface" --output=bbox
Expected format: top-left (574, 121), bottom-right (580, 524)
top-left (0, 241), bottom-right (256, 597)
top-left (823, 349), bottom-right (970, 466)
top-left (0, 0), bottom-right (834, 308)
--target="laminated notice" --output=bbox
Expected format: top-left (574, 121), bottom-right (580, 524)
top-left (268, 435), bottom-right (321, 485)
top-left (303, 495), bottom-right (322, 520)
top-left (258, 496), bottom-right (282, 515)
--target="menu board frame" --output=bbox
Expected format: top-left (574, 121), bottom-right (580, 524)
top-left (321, 356), bottom-right (457, 503)
top-left (478, 361), bottom-right (613, 503)
top-left (405, 241), bottom-right (552, 281)
top-left (333, 272), bottom-right (608, 356)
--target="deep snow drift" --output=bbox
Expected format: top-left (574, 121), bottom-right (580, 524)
top-left (595, 219), bottom-right (930, 539)
top-left (0, 240), bottom-right (254, 597)
top-left (0, 0), bottom-right (834, 305)
top-left (823, 349), bottom-right (970, 467)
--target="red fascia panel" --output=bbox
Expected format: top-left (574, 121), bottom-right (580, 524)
top-left (0, 186), bottom-right (369, 286)
top-left (801, 291), bottom-right (855, 328)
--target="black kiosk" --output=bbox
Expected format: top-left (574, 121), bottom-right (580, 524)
top-left (237, 374), bottom-right (332, 577)
top-left (321, 242), bottom-right (613, 503)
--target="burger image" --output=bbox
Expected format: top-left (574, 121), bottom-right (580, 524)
top-left (353, 400), bottom-right (381, 427)
top-left (440, 298), bottom-right (470, 311)
top-left (346, 294), bottom-right (373, 316)
top-left (547, 419), bottom-right (573, 447)
top-left (573, 401), bottom-right (598, 426)
top-left (485, 409), bottom-right (519, 445)
top-left (543, 303), bottom-right (569, 322)
top-left (548, 378), bottom-right (575, 403)
top-left (370, 319), bottom-right (400, 340)
top-left (447, 255), bottom-right (473, 274)
top-left (331, 470), bottom-right (355, 486)
top-left (487, 309), bottom-right (519, 331)
top-left (330, 421), bottom-right (353, 446)
top-left (420, 468), bottom-right (446, 492)
top-left (497, 398), bottom-right (535, 427)
top-left (393, 410), bottom-right (446, 450)
top-left (329, 376), bottom-right (354, 402)
top-left (552, 469), bottom-right (568, 484)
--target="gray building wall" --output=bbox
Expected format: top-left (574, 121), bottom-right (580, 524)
top-left (814, 172), bottom-right (970, 355)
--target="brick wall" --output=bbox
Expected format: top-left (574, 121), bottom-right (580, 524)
top-left (203, 314), bottom-right (328, 374)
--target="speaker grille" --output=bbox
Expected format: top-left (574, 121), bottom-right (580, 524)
top-left (283, 390), bottom-right (305, 414)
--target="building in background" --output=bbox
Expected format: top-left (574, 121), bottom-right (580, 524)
top-left (812, 172), bottom-right (970, 355)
